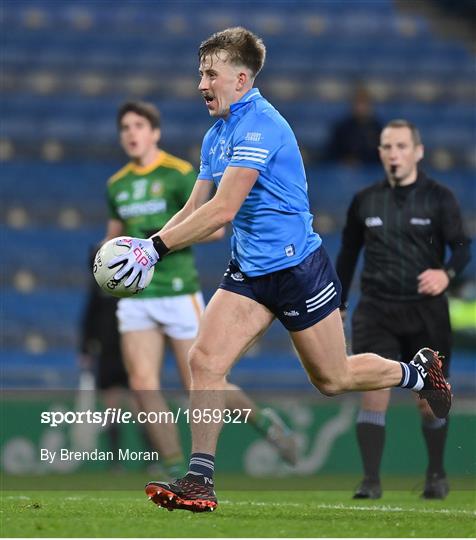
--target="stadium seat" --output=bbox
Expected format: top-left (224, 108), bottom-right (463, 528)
top-left (2, 0), bottom-right (474, 390)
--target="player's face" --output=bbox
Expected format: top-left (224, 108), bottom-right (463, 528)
top-left (379, 127), bottom-right (423, 185)
top-left (198, 52), bottom-right (245, 118)
top-left (119, 112), bottom-right (160, 160)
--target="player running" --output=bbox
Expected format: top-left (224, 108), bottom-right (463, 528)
top-left (105, 100), bottom-right (298, 478)
top-left (109, 28), bottom-right (452, 512)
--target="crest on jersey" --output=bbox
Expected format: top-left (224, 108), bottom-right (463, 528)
top-left (150, 181), bottom-right (164, 196)
top-left (365, 216), bottom-right (383, 227)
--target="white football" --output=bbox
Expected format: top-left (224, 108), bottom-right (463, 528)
top-left (93, 237), bottom-right (154, 298)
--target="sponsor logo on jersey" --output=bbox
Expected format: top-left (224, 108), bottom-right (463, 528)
top-left (219, 139), bottom-right (232, 161)
top-left (117, 200), bottom-right (166, 219)
top-left (283, 309), bottom-right (300, 317)
top-left (116, 191), bottom-right (129, 202)
top-left (365, 216), bottom-right (383, 227)
top-left (245, 131), bottom-right (262, 142)
top-left (410, 217), bottom-right (431, 225)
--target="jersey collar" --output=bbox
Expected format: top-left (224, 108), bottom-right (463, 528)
top-left (130, 150), bottom-right (165, 175)
top-left (384, 169), bottom-right (426, 189)
top-left (229, 88), bottom-right (262, 115)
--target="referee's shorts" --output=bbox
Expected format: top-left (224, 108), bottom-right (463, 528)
top-left (352, 295), bottom-right (452, 377)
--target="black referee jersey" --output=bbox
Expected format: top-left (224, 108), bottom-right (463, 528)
top-left (336, 171), bottom-right (471, 303)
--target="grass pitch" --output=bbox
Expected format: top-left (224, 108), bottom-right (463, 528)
top-left (1, 475), bottom-right (475, 537)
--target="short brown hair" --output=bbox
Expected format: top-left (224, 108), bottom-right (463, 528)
top-left (199, 27), bottom-right (266, 79)
top-left (117, 101), bottom-right (160, 130)
top-left (383, 119), bottom-right (422, 146)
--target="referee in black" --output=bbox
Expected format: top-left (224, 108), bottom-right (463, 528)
top-left (336, 119), bottom-right (471, 500)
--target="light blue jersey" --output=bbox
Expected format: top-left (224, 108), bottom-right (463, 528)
top-left (198, 89), bottom-right (321, 276)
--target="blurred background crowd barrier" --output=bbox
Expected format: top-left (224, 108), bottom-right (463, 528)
top-left (1, 0), bottom-right (475, 393)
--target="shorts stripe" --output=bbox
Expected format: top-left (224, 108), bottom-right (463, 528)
top-left (190, 293), bottom-right (203, 322)
top-left (305, 282), bottom-right (334, 304)
top-left (307, 290), bottom-right (337, 313)
top-left (306, 286), bottom-right (336, 309)
top-left (190, 294), bottom-right (203, 321)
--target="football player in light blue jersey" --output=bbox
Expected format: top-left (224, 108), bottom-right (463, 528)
top-left (110, 27), bottom-right (452, 512)
top-left (197, 87), bottom-right (320, 275)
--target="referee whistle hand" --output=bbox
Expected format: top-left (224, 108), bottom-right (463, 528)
top-left (417, 269), bottom-right (450, 296)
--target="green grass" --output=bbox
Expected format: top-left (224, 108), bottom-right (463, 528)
top-left (1, 475), bottom-right (475, 537)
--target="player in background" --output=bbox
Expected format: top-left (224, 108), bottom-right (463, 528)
top-left (79, 247), bottom-right (128, 461)
top-left (335, 120), bottom-right (471, 499)
top-left (79, 247), bottom-right (166, 467)
top-left (106, 100), bottom-right (298, 478)
top-left (108, 29), bottom-right (452, 513)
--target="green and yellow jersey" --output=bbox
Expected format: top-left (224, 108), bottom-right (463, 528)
top-left (107, 151), bottom-right (200, 298)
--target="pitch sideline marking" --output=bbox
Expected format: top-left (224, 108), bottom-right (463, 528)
top-left (4, 495), bottom-right (475, 517)
top-left (220, 500), bottom-right (476, 516)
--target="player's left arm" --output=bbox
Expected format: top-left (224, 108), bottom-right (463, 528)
top-left (156, 166), bottom-right (258, 251)
top-left (418, 186), bottom-right (471, 295)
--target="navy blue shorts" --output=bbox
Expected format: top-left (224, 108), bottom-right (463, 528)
top-left (219, 246), bottom-right (342, 331)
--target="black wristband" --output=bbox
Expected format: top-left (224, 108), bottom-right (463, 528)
top-left (152, 236), bottom-right (170, 258)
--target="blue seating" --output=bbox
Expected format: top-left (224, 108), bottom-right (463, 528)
top-left (308, 165), bottom-right (475, 216)
top-left (2, 346), bottom-right (472, 391)
top-left (2, 94), bottom-right (473, 154)
top-left (2, 289), bottom-right (86, 349)
top-left (0, 349), bottom-right (79, 388)
top-left (2, 0), bottom-right (475, 389)
top-left (2, 227), bottom-right (103, 283)
top-left (1, 162), bottom-right (115, 213)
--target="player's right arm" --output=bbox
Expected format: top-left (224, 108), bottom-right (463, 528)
top-left (157, 128), bottom-right (225, 241)
top-left (159, 179), bottom-right (224, 241)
